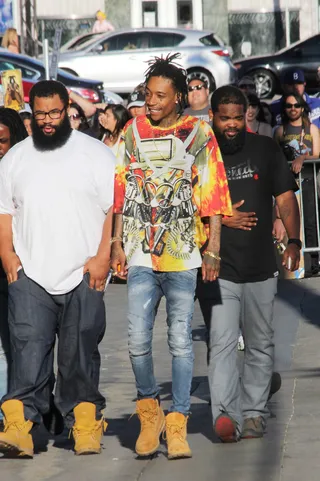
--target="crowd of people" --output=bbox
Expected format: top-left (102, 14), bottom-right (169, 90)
top-left (0, 52), bottom-right (309, 461)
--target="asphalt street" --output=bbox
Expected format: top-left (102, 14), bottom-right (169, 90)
top-left (1, 277), bottom-right (320, 481)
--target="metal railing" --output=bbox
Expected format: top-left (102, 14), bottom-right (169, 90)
top-left (293, 159), bottom-right (320, 253)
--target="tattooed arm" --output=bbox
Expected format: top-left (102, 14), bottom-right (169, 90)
top-left (202, 214), bottom-right (222, 282)
top-left (276, 190), bottom-right (300, 271)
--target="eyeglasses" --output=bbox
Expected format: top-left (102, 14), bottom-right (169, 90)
top-left (68, 114), bottom-right (81, 121)
top-left (188, 84), bottom-right (205, 92)
top-left (34, 107), bottom-right (65, 121)
top-left (284, 103), bottom-right (302, 109)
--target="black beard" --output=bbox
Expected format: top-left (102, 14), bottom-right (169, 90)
top-left (32, 115), bottom-right (72, 151)
top-left (213, 127), bottom-right (247, 155)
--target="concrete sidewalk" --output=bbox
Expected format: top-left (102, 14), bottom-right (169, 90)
top-left (1, 278), bottom-right (320, 481)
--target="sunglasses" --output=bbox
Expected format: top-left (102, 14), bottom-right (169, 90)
top-left (284, 103), bottom-right (302, 109)
top-left (68, 114), bottom-right (81, 120)
top-left (188, 84), bottom-right (205, 92)
top-left (240, 84), bottom-right (255, 89)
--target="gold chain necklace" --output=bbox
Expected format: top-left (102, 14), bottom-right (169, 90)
top-left (150, 115), bottom-right (180, 163)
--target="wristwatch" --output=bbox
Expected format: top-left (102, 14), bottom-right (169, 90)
top-left (287, 238), bottom-right (302, 250)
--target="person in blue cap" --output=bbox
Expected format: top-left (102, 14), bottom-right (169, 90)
top-left (271, 68), bottom-right (320, 128)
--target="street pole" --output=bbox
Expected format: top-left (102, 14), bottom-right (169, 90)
top-left (285, 0), bottom-right (290, 47)
top-left (43, 39), bottom-right (50, 80)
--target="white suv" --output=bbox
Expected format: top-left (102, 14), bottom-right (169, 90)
top-left (59, 28), bottom-right (237, 94)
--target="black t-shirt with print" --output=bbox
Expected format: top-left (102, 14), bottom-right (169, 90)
top-left (220, 133), bottom-right (298, 283)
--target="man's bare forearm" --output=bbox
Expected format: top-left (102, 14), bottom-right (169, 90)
top-left (96, 207), bottom-right (113, 261)
top-left (113, 213), bottom-right (124, 239)
top-left (276, 191), bottom-right (300, 239)
top-left (207, 214), bottom-right (222, 253)
top-left (0, 214), bottom-right (14, 256)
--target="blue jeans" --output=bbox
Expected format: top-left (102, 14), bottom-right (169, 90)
top-left (2, 270), bottom-right (106, 426)
top-left (127, 266), bottom-right (197, 415)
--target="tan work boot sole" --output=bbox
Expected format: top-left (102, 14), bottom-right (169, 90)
top-left (168, 450), bottom-right (192, 460)
top-left (75, 446), bottom-right (101, 456)
top-left (136, 418), bottom-right (166, 457)
top-left (0, 440), bottom-right (33, 458)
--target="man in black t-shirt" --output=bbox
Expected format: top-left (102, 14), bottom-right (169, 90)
top-left (198, 86), bottom-right (300, 442)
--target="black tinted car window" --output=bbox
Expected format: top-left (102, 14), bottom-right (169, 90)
top-left (298, 38), bottom-right (320, 56)
top-left (101, 33), bottom-right (148, 52)
top-left (100, 36), bottom-right (118, 52)
top-left (148, 32), bottom-right (184, 48)
top-left (199, 34), bottom-right (221, 47)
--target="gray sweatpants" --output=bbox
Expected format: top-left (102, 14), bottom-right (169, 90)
top-left (200, 277), bottom-right (277, 431)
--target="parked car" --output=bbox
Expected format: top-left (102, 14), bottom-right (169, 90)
top-left (234, 34), bottom-right (320, 99)
top-left (58, 28), bottom-right (237, 94)
top-left (0, 48), bottom-right (105, 102)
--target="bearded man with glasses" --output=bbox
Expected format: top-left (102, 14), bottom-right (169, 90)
top-left (184, 76), bottom-right (210, 122)
top-left (0, 80), bottom-right (116, 458)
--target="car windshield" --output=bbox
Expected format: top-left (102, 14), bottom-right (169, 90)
top-left (276, 36), bottom-right (315, 55)
top-left (67, 35), bottom-right (106, 52)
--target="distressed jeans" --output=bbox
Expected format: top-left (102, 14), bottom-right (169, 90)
top-left (127, 266), bottom-right (197, 414)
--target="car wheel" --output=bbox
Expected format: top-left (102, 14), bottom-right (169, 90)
top-left (60, 67), bottom-right (79, 77)
top-left (187, 69), bottom-right (216, 92)
top-left (250, 69), bottom-right (276, 99)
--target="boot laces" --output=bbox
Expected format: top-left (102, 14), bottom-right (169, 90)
top-left (4, 420), bottom-right (30, 433)
top-left (164, 420), bottom-right (185, 441)
top-left (71, 418), bottom-right (107, 440)
top-left (135, 408), bottom-right (158, 429)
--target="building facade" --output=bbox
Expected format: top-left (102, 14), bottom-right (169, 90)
top-left (10, 0), bottom-right (320, 56)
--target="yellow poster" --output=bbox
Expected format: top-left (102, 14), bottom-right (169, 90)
top-left (1, 69), bottom-right (25, 111)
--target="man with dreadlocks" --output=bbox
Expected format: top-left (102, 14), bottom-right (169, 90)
top-left (0, 108), bottom-right (28, 428)
top-left (111, 54), bottom-right (232, 459)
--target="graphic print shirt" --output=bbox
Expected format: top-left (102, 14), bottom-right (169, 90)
top-left (114, 115), bottom-right (232, 272)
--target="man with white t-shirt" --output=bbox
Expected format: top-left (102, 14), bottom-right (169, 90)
top-left (0, 80), bottom-right (115, 458)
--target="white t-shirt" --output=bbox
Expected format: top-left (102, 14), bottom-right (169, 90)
top-left (0, 130), bottom-right (115, 295)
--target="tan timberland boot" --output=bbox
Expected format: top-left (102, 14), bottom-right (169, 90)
top-left (0, 400), bottom-right (33, 458)
top-left (135, 398), bottom-right (165, 456)
top-left (72, 402), bottom-right (107, 455)
top-left (165, 412), bottom-right (192, 459)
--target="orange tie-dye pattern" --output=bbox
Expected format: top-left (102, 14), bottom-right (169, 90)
top-left (114, 115), bottom-right (232, 271)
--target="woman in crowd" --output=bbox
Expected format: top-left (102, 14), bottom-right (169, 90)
top-left (1, 28), bottom-right (19, 54)
top-left (246, 93), bottom-right (272, 137)
top-left (98, 104), bottom-right (131, 161)
top-left (68, 103), bottom-right (97, 137)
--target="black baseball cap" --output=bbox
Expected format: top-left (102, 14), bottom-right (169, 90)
top-left (127, 90), bottom-right (145, 109)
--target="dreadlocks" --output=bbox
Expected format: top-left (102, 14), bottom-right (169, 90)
top-left (0, 107), bottom-right (28, 147)
top-left (145, 53), bottom-right (188, 113)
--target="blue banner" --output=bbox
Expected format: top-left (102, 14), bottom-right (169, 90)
top-left (0, 0), bottom-right (13, 34)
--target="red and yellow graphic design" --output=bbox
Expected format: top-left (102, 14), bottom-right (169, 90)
top-left (114, 115), bottom-right (232, 271)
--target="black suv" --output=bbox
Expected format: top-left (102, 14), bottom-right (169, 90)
top-left (234, 34), bottom-right (320, 98)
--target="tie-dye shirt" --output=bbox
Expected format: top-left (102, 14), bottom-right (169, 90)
top-left (114, 115), bottom-right (232, 271)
